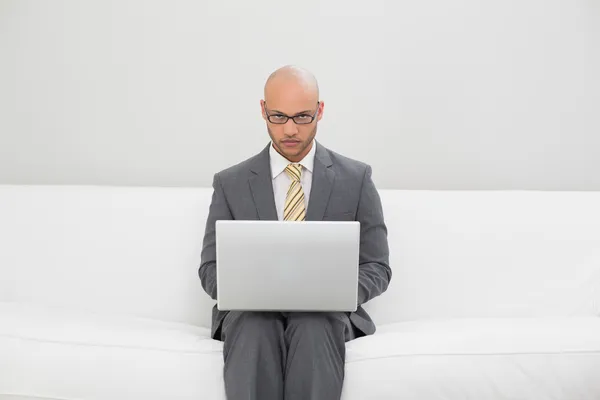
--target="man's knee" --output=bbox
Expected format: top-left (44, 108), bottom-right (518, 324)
top-left (221, 312), bottom-right (286, 397)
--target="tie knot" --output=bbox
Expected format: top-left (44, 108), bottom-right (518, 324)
top-left (285, 163), bottom-right (302, 182)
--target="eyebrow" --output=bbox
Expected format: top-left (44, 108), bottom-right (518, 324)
top-left (270, 109), bottom-right (313, 116)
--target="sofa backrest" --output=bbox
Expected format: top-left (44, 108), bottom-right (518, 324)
top-left (364, 190), bottom-right (600, 325)
top-left (0, 185), bottom-right (213, 327)
top-left (1, 185), bottom-right (599, 329)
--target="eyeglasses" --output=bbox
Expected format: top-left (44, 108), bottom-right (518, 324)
top-left (264, 102), bottom-right (320, 125)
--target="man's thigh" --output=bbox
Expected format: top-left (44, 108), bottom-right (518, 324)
top-left (221, 311), bottom-right (285, 337)
top-left (220, 311), bottom-right (362, 342)
top-left (283, 312), bottom-right (360, 342)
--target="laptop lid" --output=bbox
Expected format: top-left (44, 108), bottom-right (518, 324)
top-left (216, 220), bottom-right (359, 312)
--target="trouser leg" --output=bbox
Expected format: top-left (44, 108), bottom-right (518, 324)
top-left (283, 312), bottom-right (354, 400)
top-left (221, 311), bottom-right (286, 400)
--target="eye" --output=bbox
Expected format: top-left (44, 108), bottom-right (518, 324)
top-left (271, 114), bottom-right (287, 120)
top-left (294, 115), bottom-right (312, 122)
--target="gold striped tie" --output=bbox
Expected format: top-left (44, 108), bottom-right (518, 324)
top-left (283, 163), bottom-right (306, 221)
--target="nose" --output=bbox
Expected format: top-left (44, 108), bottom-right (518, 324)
top-left (283, 118), bottom-right (299, 135)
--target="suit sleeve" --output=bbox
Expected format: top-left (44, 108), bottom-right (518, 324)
top-left (198, 172), bottom-right (233, 300)
top-left (356, 165), bottom-right (392, 305)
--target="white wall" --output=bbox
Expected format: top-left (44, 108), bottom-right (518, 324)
top-left (0, 0), bottom-right (598, 190)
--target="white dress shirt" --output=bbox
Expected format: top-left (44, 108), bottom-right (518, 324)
top-left (269, 141), bottom-right (316, 221)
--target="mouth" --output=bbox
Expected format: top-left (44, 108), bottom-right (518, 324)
top-left (281, 140), bottom-right (301, 147)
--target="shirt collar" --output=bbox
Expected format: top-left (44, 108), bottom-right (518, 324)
top-left (269, 140), bottom-right (316, 180)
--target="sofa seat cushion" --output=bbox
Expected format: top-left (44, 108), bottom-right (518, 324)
top-left (0, 302), bottom-right (226, 400)
top-left (343, 317), bottom-right (600, 399)
top-left (4, 303), bottom-right (600, 400)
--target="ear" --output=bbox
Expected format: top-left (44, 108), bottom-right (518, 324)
top-left (260, 100), bottom-right (267, 121)
top-left (316, 101), bottom-right (325, 122)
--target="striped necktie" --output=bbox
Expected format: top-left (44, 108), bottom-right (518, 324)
top-left (283, 163), bottom-right (306, 221)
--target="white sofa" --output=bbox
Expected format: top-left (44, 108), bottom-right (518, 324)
top-left (1, 184), bottom-right (600, 400)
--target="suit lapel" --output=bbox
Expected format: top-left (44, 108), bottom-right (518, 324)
top-left (306, 142), bottom-right (335, 221)
top-left (248, 144), bottom-right (278, 221)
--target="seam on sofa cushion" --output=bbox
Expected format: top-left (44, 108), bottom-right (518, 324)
top-left (0, 394), bottom-right (75, 400)
top-left (347, 350), bottom-right (600, 363)
top-left (0, 333), bottom-right (222, 355)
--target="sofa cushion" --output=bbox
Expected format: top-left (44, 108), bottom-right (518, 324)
top-left (0, 185), bottom-right (217, 329)
top-left (4, 303), bottom-right (599, 400)
top-left (3, 186), bottom-right (600, 329)
top-left (365, 190), bottom-right (600, 325)
top-left (343, 317), bottom-right (600, 399)
top-left (0, 302), bottom-right (226, 400)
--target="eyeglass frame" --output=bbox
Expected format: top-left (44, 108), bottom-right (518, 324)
top-left (263, 102), bottom-right (320, 125)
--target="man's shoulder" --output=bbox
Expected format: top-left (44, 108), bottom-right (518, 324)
top-left (322, 145), bottom-right (370, 177)
top-left (216, 156), bottom-right (253, 178)
top-left (213, 145), bottom-right (267, 182)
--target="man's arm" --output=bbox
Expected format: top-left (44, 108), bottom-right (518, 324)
top-left (356, 165), bottom-right (392, 305)
top-left (198, 172), bottom-right (233, 300)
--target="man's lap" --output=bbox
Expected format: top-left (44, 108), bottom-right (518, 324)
top-left (220, 311), bottom-right (361, 343)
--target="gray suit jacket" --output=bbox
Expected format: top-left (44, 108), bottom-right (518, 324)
top-left (198, 141), bottom-right (391, 339)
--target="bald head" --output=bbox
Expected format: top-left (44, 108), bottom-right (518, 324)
top-left (264, 65), bottom-right (319, 102)
top-left (261, 65), bottom-right (324, 163)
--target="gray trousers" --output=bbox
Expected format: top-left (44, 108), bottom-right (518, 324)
top-left (220, 311), bottom-right (359, 400)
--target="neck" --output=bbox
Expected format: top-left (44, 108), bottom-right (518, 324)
top-left (276, 140), bottom-right (313, 163)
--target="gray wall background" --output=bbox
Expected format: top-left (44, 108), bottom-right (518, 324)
top-left (0, 0), bottom-right (598, 190)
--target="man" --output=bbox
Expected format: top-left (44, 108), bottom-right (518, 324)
top-left (198, 65), bottom-right (391, 400)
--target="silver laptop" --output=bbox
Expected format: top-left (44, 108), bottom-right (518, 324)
top-left (216, 220), bottom-right (359, 312)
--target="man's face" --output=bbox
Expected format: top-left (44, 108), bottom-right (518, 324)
top-left (261, 79), bottom-right (324, 162)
